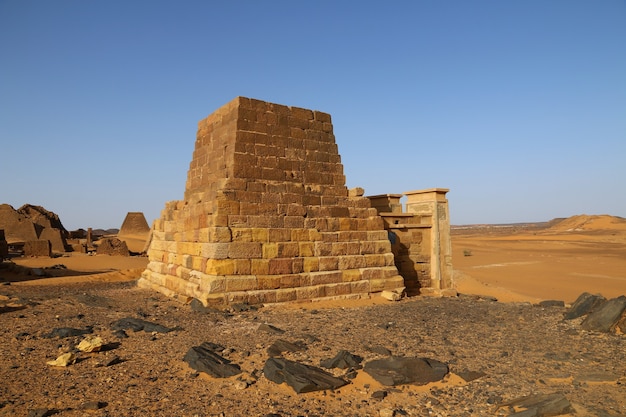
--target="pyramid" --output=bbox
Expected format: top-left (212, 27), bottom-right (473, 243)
top-left (117, 212), bottom-right (151, 253)
top-left (138, 97), bottom-right (404, 306)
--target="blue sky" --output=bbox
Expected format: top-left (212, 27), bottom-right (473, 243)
top-left (1, 1), bottom-right (624, 230)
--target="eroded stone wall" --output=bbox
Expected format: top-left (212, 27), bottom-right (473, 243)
top-left (139, 97), bottom-right (404, 306)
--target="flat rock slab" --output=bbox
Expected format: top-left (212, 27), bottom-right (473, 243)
top-left (498, 392), bottom-right (573, 417)
top-left (111, 317), bottom-right (175, 333)
top-left (581, 296), bottom-right (626, 332)
top-left (263, 357), bottom-right (348, 393)
top-left (320, 350), bottom-right (363, 370)
top-left (44, 327), bottom-right (93, 338)
top-left (564, 292), bottom-right (606, 320)
top-left (267, 339), bottom-right (306, 357)
top-left (363, 356), bottom-right (448, 386)
top-left (183, 342), bottom-right (241, 378)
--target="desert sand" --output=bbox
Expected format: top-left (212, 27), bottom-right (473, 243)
top-left (0, 215), bottom-right (624, 416)
top-left (452, 214), bottom-right (626, 303)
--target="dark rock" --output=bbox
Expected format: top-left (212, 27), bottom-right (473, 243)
top-left (80, 401), bottom-right (107, 410)
top-left (320, 350), bottom-right (363, 369)
top-left (27, 409), bottom-right (55, 417)
top-left (363, 356), bottom-right (448, 386)
top-left (113, 329), bottom-right (128, 339)
top-left (111, 317), bottom-right (175, 333)
top-left (267, 339), bottom-right (306, 357)
top-left (538, 300), bottom-right (564, 308)
top-left (263, 357), bottom-right (348, 393)
top-left (104, 356), bottom-right (122, 367)
top-left (257, 323), bottom-right (285, 334)
top-left (371, 390), bottom-right (388, 399)
top-left (44, 327), bottom-right (93, 338)
top-left (183, 342), bottom-right (241, 378)
top-left (189, 298), bottom-right (218, 314)
top-left (564, 292), bottom-right (606, 320)
top-left (498, 392), bottom-right (574, 416)
top-left (231, 303), bottom-right (257, 312)
top-left (456, 369), bottom-right (486, 382)
top-left (365, 345), bottom-right (392, 356)
top-left (581, 296), bottom-right (626, 332)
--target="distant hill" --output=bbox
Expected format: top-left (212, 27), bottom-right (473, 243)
top-left (545, 214), bottom-right (626, 232)
top-left (452, 214), bottom-right (626, 234)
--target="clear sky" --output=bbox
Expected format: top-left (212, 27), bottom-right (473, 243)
top-left (1, 1), bottom-right (625, 230)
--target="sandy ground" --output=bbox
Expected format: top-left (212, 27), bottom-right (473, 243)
top-left (452, 214), bottom-right (626, 303)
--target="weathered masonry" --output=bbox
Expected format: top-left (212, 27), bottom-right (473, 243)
top-left (367, 190), bottom-right (454, 297)
top-left (138, 97), bottom-right (411, 306)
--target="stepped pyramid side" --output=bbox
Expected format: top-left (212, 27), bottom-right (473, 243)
top-left (138, 97), bottom-right (404, 306)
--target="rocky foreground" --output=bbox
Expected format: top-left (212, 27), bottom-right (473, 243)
top-left (0, 280), bottom-right (624, 417)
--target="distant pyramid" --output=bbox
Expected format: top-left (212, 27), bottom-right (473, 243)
top-left (139, 97), bottom-right (404, 306)
top-left (117, 212), bottom-right (151, 253)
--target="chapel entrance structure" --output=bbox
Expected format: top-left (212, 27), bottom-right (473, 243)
top-left (139, 97), bottom-right (409, 306)
top-left (367, 190), bottom-right (454, 297)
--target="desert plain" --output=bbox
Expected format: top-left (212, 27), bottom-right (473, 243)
top-left (0, 214), bottom-right (624, 416)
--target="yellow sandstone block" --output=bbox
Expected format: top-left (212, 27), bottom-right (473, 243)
top-left (258, 275), bottom-right (281, 290)
top-left (251, 228), bottom-right (269, 242)
top-left (205, 259), bottom-right (235, 275)
top-left (225, 275), bottom-right (258, 292)
top-left (251, 259), bottom-right (269, 275)
top-left (303, 257), bottom-right (319, 273)
top-left (298, 242), bottom-right (314, 257)
top-left (342, 269), bottom-right (362, 282)
top-left (262, 243), bottom-right (278, 259)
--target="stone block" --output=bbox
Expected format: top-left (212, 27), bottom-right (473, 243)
top-left (342, 269), bottom-right (362, 282)
top-left (225, 276), bottom-right (258, 292)
top-left (228, 242), bottom-right (262, 259)
top-left (201, 243), bottom-right (229, 259)
top-left (318, 256), bottom-right (339, 271)
top-left (275, 288), bottom-right (298, 303)
top-left (303, 257), bottom-right (319, 273)
top-left (251, 259), bottom-right (270, 275)
top-left (205, 259), bottom-right (235, 275)
top-left (24, 240), bottom-right (51, 257)
top-left (269, 258), bottom-right (293, 274)
top-left (310, 271), bottom-right (342, 285)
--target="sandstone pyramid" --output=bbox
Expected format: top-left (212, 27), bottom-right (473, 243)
top-left (139, 97), bottom-right (404, 306)
top-left (117, 212), bottom-right (151, 253)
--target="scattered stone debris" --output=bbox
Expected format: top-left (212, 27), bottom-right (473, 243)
top-left (80, 401), bottom-right (107, 410)
top-left (456, 369), bottom-right (486, 383)
top-left (46, 352), bottom-right (76, 367)
top-left (381, 288), bottom-right (404, 302)
top-left (581, 295), bottom-right (626, 332)
top-left (183, 342), bottom-right (242, 378)
top-left (497, 392), bottom-right (574, 417)
top-left (257, 323), bottom-right (285, 334)
top-left (44, 327), bottom-right (93, 339)
top-left (263, 357), bottom-right (348, 393)
top-left (363, 356), bottom-right (448, 386)
top-left (267, 339), bottom-right (306, 357)
top-left (564, 292), bottom-right (606, 320)
top-left (538, 300), bottom-right (564, 308)
top-left (320, 350), bottom-right (363, 370)
top-left (96, 237), bottom-right (129, 256)
top-left (77, 336), bottom-right (103, 353)
top-left (26, 408), bottom-right (56, 417)
top-left (110, 317), bottom-right (175, 333)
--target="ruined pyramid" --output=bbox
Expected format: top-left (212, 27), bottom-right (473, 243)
top-left (138, 97), bottom-right (404, 306)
